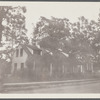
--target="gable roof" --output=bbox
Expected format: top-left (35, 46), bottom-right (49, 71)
top-left (17, 44), bottom-right (42, 56)
top-left (25, 44), bottom-right (42, 51)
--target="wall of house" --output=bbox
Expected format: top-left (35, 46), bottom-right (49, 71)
top-left (11, 45), bottom-right (28, 73)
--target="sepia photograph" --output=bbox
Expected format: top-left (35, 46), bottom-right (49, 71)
top-left (0, 1), bottom-right (100, 96)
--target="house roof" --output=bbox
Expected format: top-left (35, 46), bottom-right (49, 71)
top-left (18, 43), bottom-right (42, 56)
top-left (25, 44), bottom-right (42, 51)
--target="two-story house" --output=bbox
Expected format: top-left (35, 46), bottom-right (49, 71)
top-left (11, 44), bottom-right (42, 73)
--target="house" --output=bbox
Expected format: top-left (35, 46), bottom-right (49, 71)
top-left (11, 43), bottom-right (95, 82)
top-left (11, 44), bottom-right (42, 73)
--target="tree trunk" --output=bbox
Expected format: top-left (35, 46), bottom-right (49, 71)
top-left (0, 21), bottom-right (3, 44)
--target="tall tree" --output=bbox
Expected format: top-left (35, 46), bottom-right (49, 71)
top-left (0, 6), bottom-right (28, 62)
top-left (33, 16), bottom-right (96, 74)
top-left (0, 6), bottom-right (12, 44)
top-left (33, 17), bottom-right (74, 74)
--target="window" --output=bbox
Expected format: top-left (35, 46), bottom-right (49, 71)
top-left (40, 51), bottom-right (42, 56)
top-left (34, 50), bottom-right (41, 55)
top-left (21, 63), bottom-right (24, 70)
top-left (62, 65), bottom-right (65, 73)
top-left (33, 61), bottom-right (35, 70)
top-left (16, 49), bottom-right (19, 57)
top-left (20, 48), bottom-right (23, 57)
top-left (14, 63), bottom-right (17, 71)
top-left (50, 63), bottom-right (53, 76)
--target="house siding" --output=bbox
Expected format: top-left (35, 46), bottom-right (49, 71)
top-left (11, 45), bottom-right (28, 73)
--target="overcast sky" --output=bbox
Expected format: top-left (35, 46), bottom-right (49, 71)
top-left (25, 2), bottom-right (100, 37)
top-left (1, 2), bottom-right (100, 37)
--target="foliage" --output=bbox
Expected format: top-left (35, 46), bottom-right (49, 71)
top-left (0, 6), bottom-right (28, 62)
top-left (32, 15), bottom-right (100, 72)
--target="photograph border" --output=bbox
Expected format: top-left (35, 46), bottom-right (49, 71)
top-left (0, 0), bottom-right (100, 99)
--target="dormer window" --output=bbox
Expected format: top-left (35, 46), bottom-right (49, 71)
top-left (20, 48), bottom-right (23, 57)
top-left (34, 50), bottom-right (41, 55)
top-left (16, 49), bottom-right (19, 57)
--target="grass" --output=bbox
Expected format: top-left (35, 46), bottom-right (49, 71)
top-left (3, 72), bottom-right (100, 83)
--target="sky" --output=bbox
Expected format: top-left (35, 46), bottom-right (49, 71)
top-left (25, 2), bottom-right (100, 37)
top-left (1, 2), bottom-right (100, 37)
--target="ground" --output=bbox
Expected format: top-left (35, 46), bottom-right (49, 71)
top-left (33, 82), bottom-right (100, 93)
top-left (3, 80), bottom-right (100, 93)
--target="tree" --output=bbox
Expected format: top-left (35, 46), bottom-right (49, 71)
top-left (0, 6), bottom-right (28, 62)
top-left (68, 16), bottom-right (96, 72)
top-left (33, 16), bottom-right (96, 75)
top-left (33, 17), bottom-right (75, 76)
top-left (0, 6), bottom-right (28, 91)
top-left (0, 6), bottom-right (12, 43)
top-left (0, 58), bottom-right (11, 92)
